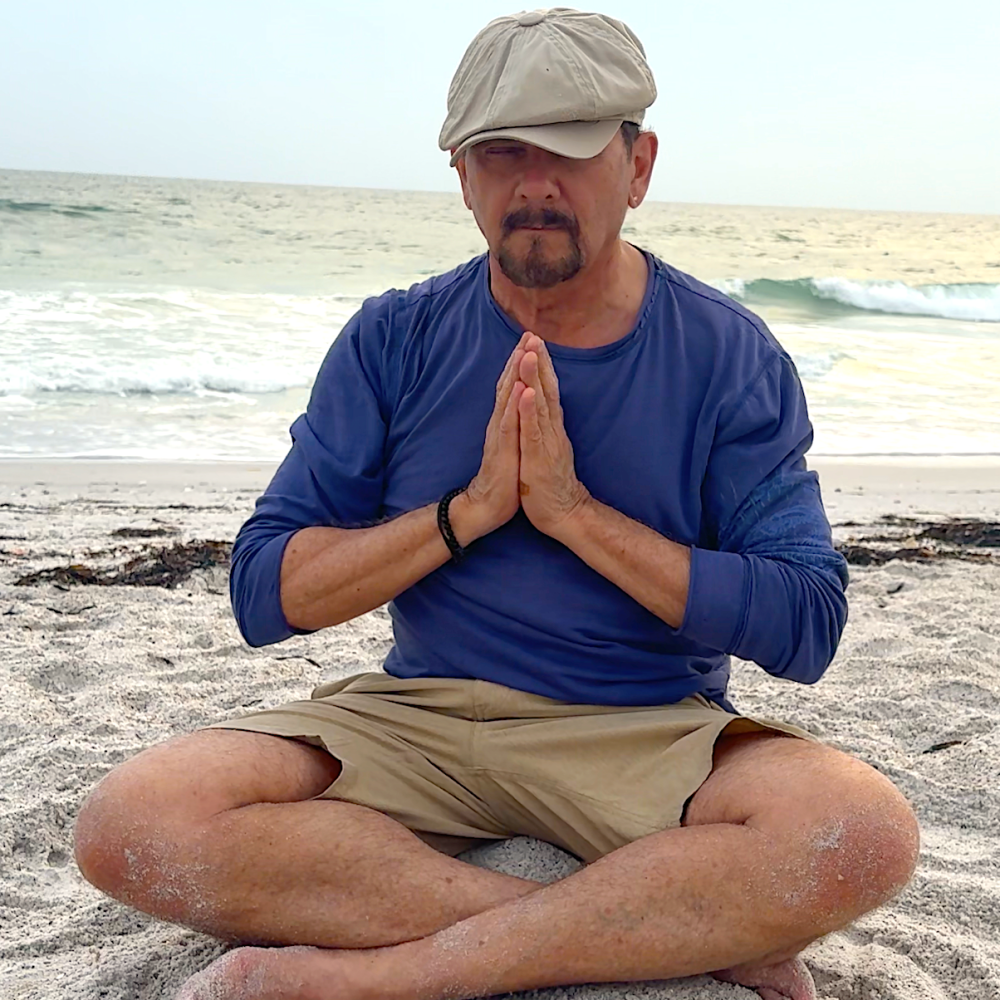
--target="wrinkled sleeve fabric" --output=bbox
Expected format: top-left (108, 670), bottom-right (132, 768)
top-left (230, 305), bottom-right (391, 647)
top-left (678, 352), bottom-right (849, 683)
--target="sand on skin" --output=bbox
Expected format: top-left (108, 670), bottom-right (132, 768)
top-left (1, 459), bottom-right (998, 1000)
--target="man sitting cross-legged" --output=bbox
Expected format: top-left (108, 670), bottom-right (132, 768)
top-left (73, 9), bottom-right (919, 1000)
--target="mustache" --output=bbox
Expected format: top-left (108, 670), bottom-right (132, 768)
top-left (501, 207), bottom-right (580, 238)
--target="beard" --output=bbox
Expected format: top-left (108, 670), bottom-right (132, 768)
top-left (496, 207), bottom-right (584, 289)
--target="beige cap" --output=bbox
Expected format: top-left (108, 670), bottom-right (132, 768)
top-left (440, 8), bottom-right (656, 167)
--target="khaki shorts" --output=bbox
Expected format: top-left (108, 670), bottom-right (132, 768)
top-left (209, 672), bottom-right (812, 863)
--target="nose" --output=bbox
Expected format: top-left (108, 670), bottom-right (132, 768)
top-left (513, 149), bottom-right (561, 203)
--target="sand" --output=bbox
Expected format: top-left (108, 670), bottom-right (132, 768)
top-left (1, 458), bottom-right (999, 1000)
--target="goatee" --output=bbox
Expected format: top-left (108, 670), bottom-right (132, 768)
top-left (496, 208), bottom-right (584, 289)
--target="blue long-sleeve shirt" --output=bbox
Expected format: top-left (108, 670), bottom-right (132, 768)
top-left (231, 252), bottom-right (848, 710)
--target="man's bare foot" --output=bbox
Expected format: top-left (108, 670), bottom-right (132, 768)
top-left (176, 943), bottom-right (817, 1000)
top-left (175, 945), bottom-right (377, 1000)
top-left (713, 956), bottom-right (818, 1000)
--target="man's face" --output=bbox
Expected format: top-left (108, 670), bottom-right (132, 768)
top-left (456, 133), bottom-right (640, 290)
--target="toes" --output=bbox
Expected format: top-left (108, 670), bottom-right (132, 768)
top-left (712, 956), bottom-right (817, 1000)
top-left (175, 947), bottom-right (269, 1000)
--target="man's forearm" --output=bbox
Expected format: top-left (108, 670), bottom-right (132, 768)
top-left (553, 498), bottom-right (691, 629)
top-left (280, 493), bottom-right (488, 631)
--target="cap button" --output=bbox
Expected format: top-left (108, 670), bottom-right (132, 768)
top-left (516, 11), bottom-right (546, 27)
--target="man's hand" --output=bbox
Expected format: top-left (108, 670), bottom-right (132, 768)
top-left (451, 332), bottom-right (530, 546)
top-left (517, 334), bottom-right (591, 539)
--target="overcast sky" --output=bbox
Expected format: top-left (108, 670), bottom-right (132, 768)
top-left (2, 0), bottom-right (998, 213)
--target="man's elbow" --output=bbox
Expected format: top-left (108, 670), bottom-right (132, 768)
top-left (229, 562), bottom-right (291, 649)
top-left (762, 637), bottom-right (836, 685)
top-left (234, 613), bottom-right (276, 649)
top-left (230, 590), bottom-right (277, 648)
top-left (771, 647), bottom-right (834, 685)
top-left (227, 526), bottom-right (309, 648)
top-left (765, 583), bottom-right (848, 684)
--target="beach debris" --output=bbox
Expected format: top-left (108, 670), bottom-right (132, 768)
top-left (837, 517), bottom-right (1000, 566)
top-left (923, 740), bottom-right (967, 754)
top-left (13, 540), bottom-right (231, 589)
top-left (874, 515), bottom-right (1000, 544)
top-left (836, 544), bottom-right (994, 566)
top-left (274, 655), bottom-right (324, 670)
top-left (918, 520), bottom-right (1000, 547)
top-left (110, 526), bottom-right (179, 539)
top-left (45, 603), bottom-right (96, 615)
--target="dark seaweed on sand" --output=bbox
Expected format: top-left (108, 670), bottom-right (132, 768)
top-left (14, 540), bottom-right (231, 589)
top-left (10, 519), bottom-right (998, 583)
top-left (110, 526), bottom-right (178, 539)
top-left (836, 518), bottom-right (1000, 566)
top-left (918, 520), bottom-right (1000, 547)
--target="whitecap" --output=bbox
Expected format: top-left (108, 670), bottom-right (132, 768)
top-left (810, 278), bottom-right (1000, 323)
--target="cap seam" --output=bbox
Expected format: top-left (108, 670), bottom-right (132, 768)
top-left (547, 23), bottom-right (600, 119)
top-left (485, 29), bottom-right (522, 136)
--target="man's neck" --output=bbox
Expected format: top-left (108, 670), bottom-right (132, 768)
top-left (489, 240), bottom-right (649, 349)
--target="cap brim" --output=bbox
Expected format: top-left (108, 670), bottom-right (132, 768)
top-left (450, 118), bottom-right (624, 167)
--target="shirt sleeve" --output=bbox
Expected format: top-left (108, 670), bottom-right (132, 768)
top-left (229, 306), bottom-right (390, 647)
top-left (678, 352), bottom-right (849, 683)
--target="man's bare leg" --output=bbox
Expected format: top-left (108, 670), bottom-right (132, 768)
top-left (175, 734), bottom-right (920, 1000)
top-left (74, 729), bottom-right (539, 947)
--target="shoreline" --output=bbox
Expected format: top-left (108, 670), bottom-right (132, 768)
top-left (4, 454), bottom-right (1000, 481)
top-left (3, 457), bottom-right (999, 523)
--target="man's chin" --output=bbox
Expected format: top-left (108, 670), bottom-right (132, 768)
top-left (498, 258), bottom-right (583, 289)
top-left (497, 241), bottom-right (584, 290)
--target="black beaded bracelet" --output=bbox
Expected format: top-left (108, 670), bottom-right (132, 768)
top-left (437, 487), bottom-right (467, 563)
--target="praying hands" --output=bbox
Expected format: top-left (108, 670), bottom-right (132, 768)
top-left (464, 332), bottom-right (592, 542)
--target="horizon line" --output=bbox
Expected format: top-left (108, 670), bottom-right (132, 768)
top-left (2, 165), bottom-right (997, 220)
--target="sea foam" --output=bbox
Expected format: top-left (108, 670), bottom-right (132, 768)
top-left (722, 277), bottom-right (1000, 323)
top-left (0, 288), bottom-right (361, 399)
top-left (811, 278), bottom-right (1000, 322)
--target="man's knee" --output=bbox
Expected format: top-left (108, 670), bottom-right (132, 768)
top-left (689, 734), bottom-right (920, 930)
top-left (75, 752), bottom-right (165, 900)
top-left (74, 731), bottom-right (210, 899)
top-left (73, 728), bottom-right (340, 901)
top-left (773, 748), bottom-right (920, 931)
top-left (809, 762), bottom-right (919, 922)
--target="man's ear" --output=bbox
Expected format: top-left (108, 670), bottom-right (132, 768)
top-left (454, 152), bottom-right (473, 210)
top-left (627, 131), bottom-right (658, 210)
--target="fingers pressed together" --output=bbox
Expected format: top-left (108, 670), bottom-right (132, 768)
top-left (465, 331), bottom-right (582, 541)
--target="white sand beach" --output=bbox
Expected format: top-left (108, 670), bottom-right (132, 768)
top-left (2, 458), bottom-right (999, 1000)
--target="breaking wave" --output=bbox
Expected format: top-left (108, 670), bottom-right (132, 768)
top-left (0, 366), bottom-right (307, 398)
top-left (0, 287), bottom-right (363, 400)
top-left (721, 278), bottom-right (1000, 323)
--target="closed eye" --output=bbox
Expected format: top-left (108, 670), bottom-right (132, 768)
top-left (484, 145), bottom-right (526, 158)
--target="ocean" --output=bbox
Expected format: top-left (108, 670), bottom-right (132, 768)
top-left (2, 168), bottom-right (998, 462)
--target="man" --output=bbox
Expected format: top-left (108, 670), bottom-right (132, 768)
top-left (74, 9), bottom-right (919, 1000)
